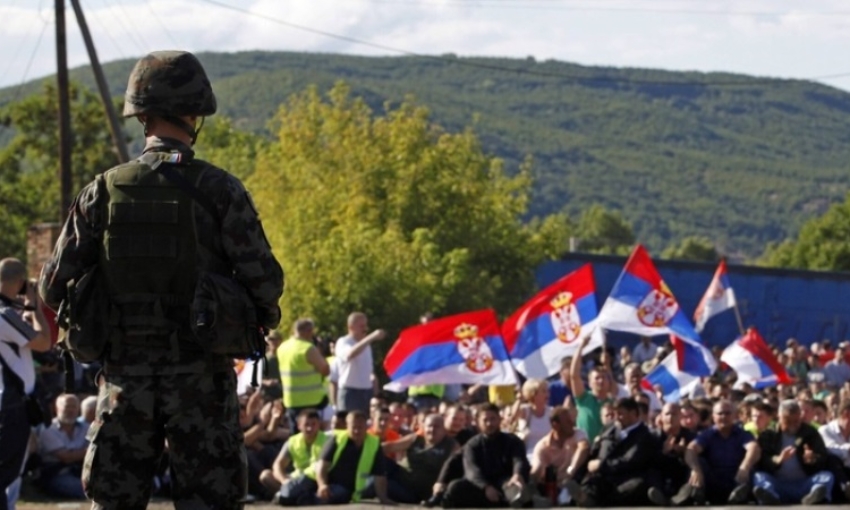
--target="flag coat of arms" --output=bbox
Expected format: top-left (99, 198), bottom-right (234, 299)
top-left (502, 264), bottom-right (599, 378)
top-left (596, 245), bottom-right (700, 342)
top-left (383, 309), bottom-right (516, 387)
top-left (694, 259), bottom-right (737, 333)
top-left (721, 328), bottom-right (792, 388)
top-left (597, 245), bottom-right (715, 375)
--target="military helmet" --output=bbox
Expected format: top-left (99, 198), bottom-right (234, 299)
top-left (123, 51), bottom-right (217, 118)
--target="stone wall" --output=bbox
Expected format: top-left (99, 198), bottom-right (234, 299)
top-left (27, 223), bottom-right (62, 278)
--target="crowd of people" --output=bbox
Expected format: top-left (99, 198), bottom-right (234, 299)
top-left (5, 308), bottom-right (850, 508)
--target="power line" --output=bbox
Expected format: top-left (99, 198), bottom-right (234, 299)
top-left (144, 0), bottom-right (180, 48)
top-left (350, 0), bottom-right (850, 17)
top-left (113, 0), bottom-right (152, 48)
top-left (87, 0), bottom-right (128, 59)
top-left (0, 2), bottom-right (45, 82)
top-left (9, 15), bottom-right (50, 105)
top-left (99, 0), bottom-right (147, 54)
top-left (195, 0), bottom-right (850, 87)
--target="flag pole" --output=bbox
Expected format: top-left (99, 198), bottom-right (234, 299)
top-left (732, 303), bottom-right (745, 336)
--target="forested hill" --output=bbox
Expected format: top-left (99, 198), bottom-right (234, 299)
top-left (3, 51), bottom-right (850, 259)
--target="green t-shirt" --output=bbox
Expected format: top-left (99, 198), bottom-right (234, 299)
top-left (576, 391), bottom-right (605, 442)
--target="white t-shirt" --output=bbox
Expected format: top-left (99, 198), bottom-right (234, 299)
top-left (334, 334), bottom-right (373, 390)
top-left (0, 306), bottom-right (37, 410)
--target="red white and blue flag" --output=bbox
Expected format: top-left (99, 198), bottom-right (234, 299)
top-left (383, 309), bottom-right (516, 387)
top-left (694, 259), bottom-right (737, 333)
top-left (502, 264), bottom-right (599, 379)
top-left (642, 334), bottom-right (717, 402)
top-left (597, 245), bottom-right (715, 375)
top-left (721, 327), bottom-right (792, 388)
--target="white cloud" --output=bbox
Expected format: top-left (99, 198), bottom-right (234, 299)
top-left (1, 0), bottom-right (848, 91)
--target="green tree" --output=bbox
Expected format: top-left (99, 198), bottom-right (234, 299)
top-left (761, 193), bottom-right (850, 270)
top-left (662, 236), bottom-right (719, 262)
top-left (574, 204), bottom-right (635, 255)
top-left (0, 81), bottom-right (123, 260)
top-left (249, 83), bottom-right (568, 354)
top-left (194, 116), bottom-right (266, 181)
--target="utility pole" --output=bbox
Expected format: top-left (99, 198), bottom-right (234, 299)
top-left (70, 0), bottom-right (129, 163)
top-left (56, 0), bottom-right (73, 221)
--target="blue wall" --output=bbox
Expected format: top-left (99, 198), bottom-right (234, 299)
top-left (536, 254), bottom-right (850, 349)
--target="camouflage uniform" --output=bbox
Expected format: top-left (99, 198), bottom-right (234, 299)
top-left (38, 51), bottom-right (283, 510)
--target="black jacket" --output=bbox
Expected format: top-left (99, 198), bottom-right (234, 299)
top-left (462, 431), bottom-right (529, 489)
top-left (590, 422), bottom-right (659, 479)
top-left (757, 423), bottom-right (830, 475)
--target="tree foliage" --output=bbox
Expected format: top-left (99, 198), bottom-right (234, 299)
top-left (662, 236), bottom-right (719, 262)
top-left (0, 82), bottom-right (122, 259)
top-left (761, 193), bottom-right (850, 270)
top-left (9, 51), bottom-right (850, 258)
top-left (249, 83), bottom-right (568, 348)
top-left (573, 204), bottom-right (635, 255)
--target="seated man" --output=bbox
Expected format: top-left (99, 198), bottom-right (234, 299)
top-left (314, 410), bottom-right (392, 505)
top-left (383, 413), bottom-right (459, 503)
top-left (753, 399), bottom-right (834, 505)
top-left (530, 406), bottom-right (589, 500)
top-left (442, 403), bottom-right (529, 508)
top-left (679, 399), bottom-right (759, 505)
top-left (261, 409), bottom-right (328, 506)
top-left (37, 394), bottom-right (88, 499)
top-left (566, 397), bottom-right (660, 507)
top-left (648, 403), bottom-right (695, 505)
top-left (820, 398), bottom-right (850, 501)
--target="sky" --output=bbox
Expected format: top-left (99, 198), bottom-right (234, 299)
top-left (1, 0), bottom-right (850, 92)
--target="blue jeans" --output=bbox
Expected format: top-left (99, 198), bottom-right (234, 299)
top-left (753, 471), bottom-right (834, 503)
top-left (43, 469), bottom-right (86, 499)
top-left (277, 475), bottom-right (319, 506)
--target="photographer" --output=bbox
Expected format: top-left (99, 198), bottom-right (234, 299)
top-left (0, 258), bottom-right (51, 510)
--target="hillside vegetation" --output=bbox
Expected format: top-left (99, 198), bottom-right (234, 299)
top-left (2, 51), bottom-right (850, 259)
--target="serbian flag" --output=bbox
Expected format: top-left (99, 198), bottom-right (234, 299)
top-left (502, 264), bottom-right (600, 378)
top-left (721, 328), bottom-right (792, 388)
top-left (642, 350), bottom-right (702, 403)
top-left (597, 245), bottom-right (701, 344)
top-left (694, 259), bottom-right (737, 333)
top-left (642, 334), bottom-right (717, 401)
top-left (384, 309), bottom-right (516, 387)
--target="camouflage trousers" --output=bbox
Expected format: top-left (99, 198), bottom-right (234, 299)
top-left (83, 370), bottom-right (247, 510)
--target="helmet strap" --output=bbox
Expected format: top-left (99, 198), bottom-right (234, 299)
top-left (162, 115), bottom-right (200, 145)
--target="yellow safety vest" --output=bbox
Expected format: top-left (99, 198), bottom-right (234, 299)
top-left (331, 433), bottom-right (380, 502)
top-left (288, 431), bottom-right (328, 480)
top-left (409, 384), bottom-right (445, 399)
top-left (277, 337), bottom-right (326, 407)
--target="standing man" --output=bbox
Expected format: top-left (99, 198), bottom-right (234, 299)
top-left (0, 258), bottom-right (51, 510)
top-left (571, 335), bottom-right (611, 442)
top-left (277, 318), bottom-right (329, 432)
top-left (39, 51), bottom-right (284, 510)
top-left (335, 312), bottom-right (385, 415)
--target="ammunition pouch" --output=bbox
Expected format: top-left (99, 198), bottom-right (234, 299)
top-left (57, 266), bottom-right (109, 363)
top-left (191, 271), bottom-right (264, 360)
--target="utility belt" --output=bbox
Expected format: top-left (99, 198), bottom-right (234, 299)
top-left (57, 268), bottom-right (265, 365)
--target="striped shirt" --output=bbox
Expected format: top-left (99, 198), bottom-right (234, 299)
top-left (0, 304), bottom-right (37, 411)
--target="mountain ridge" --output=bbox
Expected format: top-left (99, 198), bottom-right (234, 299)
top-left (2, 50), bottom-right (849, 260)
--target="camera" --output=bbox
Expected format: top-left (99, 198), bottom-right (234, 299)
top-left (18, 279), bottom-right (28, 296)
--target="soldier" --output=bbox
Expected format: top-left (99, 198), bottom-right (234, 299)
top-left (38, 51), bottom-right (284, 510)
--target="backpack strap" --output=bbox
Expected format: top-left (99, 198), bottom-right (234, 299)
top-left (138, 152), bottom-right (221, 227)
